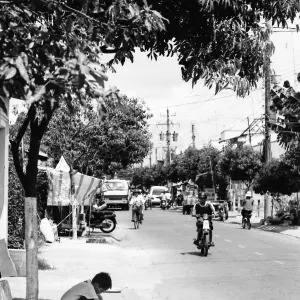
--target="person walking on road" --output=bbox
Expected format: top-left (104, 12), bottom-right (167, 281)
top-left (60, 272), bottom-right (112, 300)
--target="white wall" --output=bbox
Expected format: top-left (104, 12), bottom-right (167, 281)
top-left (0, 110), bottom-right (9, 241)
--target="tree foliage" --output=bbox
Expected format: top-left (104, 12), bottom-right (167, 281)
top-left (131, 163), bottom-right (168, 189)
top-left (7, 158), bottom-right (49, 249)
top-left (42, 92), bottom-right (152, 176)
top-left (220, 145), bottom-right (262, 189)
top-left (268, 81), bottom-right (300, 147)
top-left (253, 158), bottom-right (298, 196)
top-left (146, 0), bottom-right (300, 96)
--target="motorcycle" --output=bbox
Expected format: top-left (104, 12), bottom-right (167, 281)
top-left (87, 210), bottom-right (117, 233)
top-left (218, 207), bottom-right (226, 221)
top-left (161, 200), bottom-right (167, 210)
top-left (193, 214), bottom-right (212, 257)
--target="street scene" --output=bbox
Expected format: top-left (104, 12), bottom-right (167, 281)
top-left (5, 207), bottom-right (300, 300)
top-left (1, 1), bottom-right (300, 300)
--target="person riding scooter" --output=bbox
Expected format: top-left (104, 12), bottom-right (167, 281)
top-left (160, 190), bottom-right (168, 208)
top-left (192, 192), bottom-right (216, 247)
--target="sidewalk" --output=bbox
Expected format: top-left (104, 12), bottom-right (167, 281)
top-left (225, 211), bottom-right (300, 239)
top-left (4, 237), bottom-right (161, 300)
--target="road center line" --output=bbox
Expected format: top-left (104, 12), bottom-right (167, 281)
top-left (215, 234), bottom-right (220, 238)
top-left (237, 245), bottom-right (245, 248)
top-left (254, 252), bottom-right (263, 256)
top-left (274, 260), bottom-right (285, 265)
top-left (224, 239), bottom-right (232, 243)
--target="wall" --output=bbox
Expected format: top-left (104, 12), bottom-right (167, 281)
top-left (0, 104), bottom-right (9, 241)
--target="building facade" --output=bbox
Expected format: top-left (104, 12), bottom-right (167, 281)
top-left (0, 98), bottom-right (9, 241)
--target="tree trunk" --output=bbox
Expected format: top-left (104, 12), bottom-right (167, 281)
top-left (70, 167), bottom-right (77, 239)
top-left (25, 197), bottom-right (38, 300)
top-left (11, 102), bottom-right (56, 300)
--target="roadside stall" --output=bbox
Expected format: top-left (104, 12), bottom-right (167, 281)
top-left (46, 157), bottom-right (101, 236)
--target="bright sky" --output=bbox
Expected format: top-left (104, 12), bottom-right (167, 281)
top-left (9, 27), bottom-right (300, 165)
top-left (105, 29), bottom-right (300, 164)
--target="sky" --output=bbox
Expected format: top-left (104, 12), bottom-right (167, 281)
top-left (9, 26), bottom-right (300, 165)
top-left (104, 29), bottom-right (300, 164)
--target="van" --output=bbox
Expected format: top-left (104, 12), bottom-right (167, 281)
top-left (102, 179), bottom-right (130, 210)
top-left (147, 186), bottom-right (168, 206)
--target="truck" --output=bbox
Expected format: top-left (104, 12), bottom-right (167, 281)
top-left (102, 179), bottom-right (131, 210)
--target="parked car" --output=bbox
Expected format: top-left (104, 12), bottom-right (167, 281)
top-left (147, 186), bottom-right (168, 206)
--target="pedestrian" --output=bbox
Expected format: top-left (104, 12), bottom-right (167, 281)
top-left (60, 272), bottom-right (112, 300)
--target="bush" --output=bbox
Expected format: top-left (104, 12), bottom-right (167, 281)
top-left (38, 257), bottom-right (54, 270)
top-left (8, 158), bottom-right (49, 249)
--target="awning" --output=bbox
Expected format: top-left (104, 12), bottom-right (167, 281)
top-left (46, 168), bottom-right (101, 206)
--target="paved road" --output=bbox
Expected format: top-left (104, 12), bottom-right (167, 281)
top-left (115, 206), bottom-right (300, 300)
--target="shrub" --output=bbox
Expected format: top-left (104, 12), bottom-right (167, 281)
top-left (8, 158), bottom-right (49, 249)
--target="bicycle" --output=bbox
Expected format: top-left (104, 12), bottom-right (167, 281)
top-left (242, 211), bottom-right (252, 230)
top-left (133, 209), bottom-right (142, 229)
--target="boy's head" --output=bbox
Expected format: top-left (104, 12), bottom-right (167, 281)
top-left (92, 272), bottom-right (112, 294)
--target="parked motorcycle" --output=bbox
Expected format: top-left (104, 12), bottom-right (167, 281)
top-left (193, 214), bottom-right (212, 257)
top-left (87, 210), bottom-right (117, 233)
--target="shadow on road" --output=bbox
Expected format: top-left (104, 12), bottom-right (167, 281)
top-left (13, 299), bottom-right (51, 300)
top-left (180, 251), bottom-right (212, 257)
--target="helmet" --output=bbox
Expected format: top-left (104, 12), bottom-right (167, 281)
top-left (245, 191), bottom-right (252, 198)
top-left (198, 192), bottom-right (207, 200)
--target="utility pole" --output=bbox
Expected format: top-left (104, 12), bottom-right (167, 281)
top-left (166, 109), bottom-right (171, 167)
top-left (155, 148), bottom-right (158, 164)
top-left (247, 117), bottom-right (252, 146)
top-left (149, 144), bottom-right (152, 167)
top-left (157, 108), bottom-right (178, 167)
top-left (207, 156), bottom-right (217, 201)
top-left (264, 20), bottom-right (272, 220)
top-left (192, 123), bottom-right (196, 148)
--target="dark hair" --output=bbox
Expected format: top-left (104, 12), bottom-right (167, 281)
top-left (283, 80), bottom-right (290, 88)
top-left (92, 272), bottom-right (112, 290)
top-left (198, 192), bottom-right (207, 199)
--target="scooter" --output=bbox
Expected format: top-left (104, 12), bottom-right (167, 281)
top-left (193, 214), bottom-right (211, 257)
top-left (161, 200), bottom-right (167, 210)
top-left (87, 209), bottom-right (117, 233)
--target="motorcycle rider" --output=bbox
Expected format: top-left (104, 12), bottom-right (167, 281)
top-left (160, 190), bottom-right (168, 207)
top-left (192, 192), bottom-right (216, 247)
top-left (241, 191), bottom-right (254, 222)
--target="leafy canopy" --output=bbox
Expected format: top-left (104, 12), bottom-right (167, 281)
top-left (146, 0), bottom-right (300, 96)
top-left (220, 145), bottom-right (262, 189)
top-left (42, 91), bottom-right (153, 176)
top-left (253, 158), bottom-right (298, 196)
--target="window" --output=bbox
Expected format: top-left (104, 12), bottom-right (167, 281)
top-left (152, 188), bottom-right (166, 196)
top-left (104, 181), bottom-right (127, 191)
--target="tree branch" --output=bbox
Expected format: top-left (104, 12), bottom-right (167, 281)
top-left (45, 0), bottom-right (105, 25)
top-left (10, 105), bottom-right (36, 187)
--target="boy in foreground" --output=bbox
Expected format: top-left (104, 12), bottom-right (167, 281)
top-left (61, 272), bottom-right (112, 300)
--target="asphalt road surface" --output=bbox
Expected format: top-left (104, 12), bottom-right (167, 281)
top-left (115, 206), bottom-right (300, 300)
